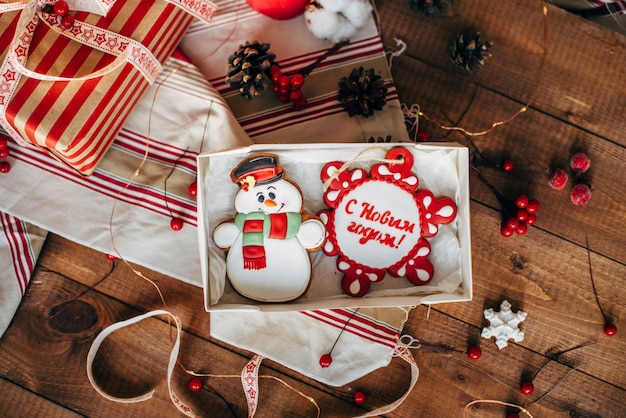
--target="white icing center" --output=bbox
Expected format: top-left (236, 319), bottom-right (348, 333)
top-left (332, 180), bottom-right (421, 269)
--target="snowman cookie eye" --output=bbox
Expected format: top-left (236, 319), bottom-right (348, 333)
top-left (257, 194), bottom-right (265, 203)
top-left (268, 191), bottom-right (276, 200)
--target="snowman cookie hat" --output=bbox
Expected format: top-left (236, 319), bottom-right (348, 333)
top-left (232, 154), bottom-right (284, 191)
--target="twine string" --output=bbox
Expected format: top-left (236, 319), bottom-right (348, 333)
top-left (321, 146), bottom-right (403, 191)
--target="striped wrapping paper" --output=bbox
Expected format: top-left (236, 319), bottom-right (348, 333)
top-left (0, 0), bottom-right (197, 175)
top-left (180, 0), bottom-right (409, 144)
top-left (0, 212), bottom-right (47, 338)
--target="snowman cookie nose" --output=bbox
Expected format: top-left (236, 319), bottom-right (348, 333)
top-left (264, 200), bottom-right (278, 207)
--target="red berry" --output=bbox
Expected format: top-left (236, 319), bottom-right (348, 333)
top-left (170, 218), bottom-right (184, 231)
top-left (516, 208), bottom-right (528, 222)
top-left (0, 137), bottom-right (7, 150)
top-left (570, 152), bottom-right (591, 174)
top-left (289, 89), bottom-right (303, 102)
top-left (416, 130), bottom-right (430, 142)
top-left (293, 96), bottom-right (307, 109)
top-left (271, 71), bottom-right (282, 84)
top-left (466, 346), bottom-right (481, 360)
top-left (290, 73), bottom-right (305, 88)
top-left (0, 161), bottom-right (10, 173)
top-left (0, 148), bottom-right (9, 158)
top-left (549, 168), bottom-right (569, 190)
top-left (526, 213), bottom-right (537, 225)
top-left (520, 381), bottom-right (534, 395)
top-left (570, 183), bottom-right (592, 206)
top-left (61, 14), bottom-right (74, 28)
top-left (271, 84), bottom-right (280, 94)
top-left (604, 323), bottom-right (617, 337)
top-left (279, 85), bottom-right (290, 95)
top-left (501, 159), bottom-right (514, 173)
top-left (188, 181), bottom-right (197, 196)
top-left (515, 195), bottom-right (529, 209)
top-left (269, 65), bottom-right (281, 75)
top-left (319, 353), bottom-right (332, 368)
top-left (526, 199), bottom-right (541, 213)
top-left (506, 217), bottom-right (519, 231)
top-left (515, 222), bottom-right (528, 235)
top-left (106, 253), bottom-right (117, 260)
top-left (353, 391), bottom-right (366, 405)
top-left (278, 94), bottom-right (290, 103)
top-left (53, 0), bottom-right (69, 16)
top-left (501, 223), bottom-right (514, 238)
top-left (279, 75), bottom-right (291, 89)
top-left (188, 377), bottom-right (204, 392)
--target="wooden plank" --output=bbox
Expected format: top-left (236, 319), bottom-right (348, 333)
top-left (377, 0), bottom-right (626, 146)
top-left (0, 377), bottom-right (83, 418)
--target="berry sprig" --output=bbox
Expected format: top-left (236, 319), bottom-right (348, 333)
top-left (270, 67), bottom-right (307, 108)
top-left (585, 236), bottom-right (617, 336)
top-left (548, 151), bottom-right (592, 206)
top-left (319, 308), bottom-right (359, 368)
top-left (270, 41), bottom-right (347, 110)
top-left (0, 137), bottom-right (10, 174)
top-left (471, 165), bottom-right (540, 238)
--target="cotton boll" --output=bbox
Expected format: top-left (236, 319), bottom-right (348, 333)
top-left (342, 0), bottom-right (373, 28)
top-left (305, 7), bottom-right (357, 43)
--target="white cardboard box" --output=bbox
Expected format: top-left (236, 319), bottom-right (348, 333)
top-left (197, 143), bottom-right (472, 311)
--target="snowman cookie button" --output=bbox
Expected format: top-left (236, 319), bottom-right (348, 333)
top-left (212, 154), bottom-right (326, 302)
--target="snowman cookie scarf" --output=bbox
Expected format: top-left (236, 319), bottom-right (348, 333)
top-left (213, 154), bottom-right (326, 302)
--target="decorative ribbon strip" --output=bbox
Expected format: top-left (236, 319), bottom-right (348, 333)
top-left (0, 0), bottom-right (216, 147)
top-left (240, 335), bottom-right (420, 418)
top-left (87, 309), bottom-right (420, 417)
top-left (86, 309), bottom-right (199, 417)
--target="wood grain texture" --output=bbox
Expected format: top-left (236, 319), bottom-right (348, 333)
top-left (1, 1), bottom-right (625, 417)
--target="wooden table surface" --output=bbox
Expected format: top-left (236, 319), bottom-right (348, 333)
top-left (1, 1), bottom-right (625, 417)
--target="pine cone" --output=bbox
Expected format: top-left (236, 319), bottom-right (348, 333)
top-left (450, 31), bottom-right (492, 72)
top-left (337, 67), bottom-right (388, 118)
top-left (406, 0), bottom-right (452, 17)
top-left (226, 42), bottom-right (276, 100)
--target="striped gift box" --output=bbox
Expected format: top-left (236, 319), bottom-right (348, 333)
top-left (0, 1), bottom-right (211, 175)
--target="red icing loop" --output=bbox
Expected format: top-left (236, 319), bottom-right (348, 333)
top-left (384, 147), bottom-right (414, 177)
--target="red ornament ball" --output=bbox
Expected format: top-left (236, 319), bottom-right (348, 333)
top-left (0, 148), bottom-right (9, 158)
top-left (170, 217), bottom-right (184, 231)
top-left (501, 159), bottom-right (514, 173)
top-left (188, 181), bottom-right (198, 196)
top-left (319, 353), bottom-right (333, 368)
top-left (604, 323), bottom-right (617, 337)
top-left (466, 345), bottom-right (481, 360)
top-left (53, 0), bottom-right (69, 16)
top-left (570, 183), bottom-right (592, 206)
top-left (188, 377), bottom-right (204, 392)
top-left (0, 161), bottom-right (11, 173)
top-left (570, 152), bottom-right (591, 174)
top-left (246, 0), bottom-right (309, 20)
top-left (520, 381), bottom-right (534, 395)
top-left (0, 137), bottom-right (7, 150)
top-left (549, 168), bottom-right (569, 190)
top-left (353, 391), bottom-right (366, 405)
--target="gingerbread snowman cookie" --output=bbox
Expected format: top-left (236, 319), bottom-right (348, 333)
top-left (212, 154), bottom-right (326, 302)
